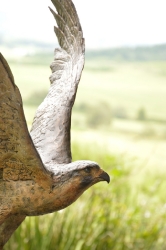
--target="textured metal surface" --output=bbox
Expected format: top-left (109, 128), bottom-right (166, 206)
top-left (30, 0), bottom-right (85, 165)
top-left (0, 0), bottom-right (110, 248)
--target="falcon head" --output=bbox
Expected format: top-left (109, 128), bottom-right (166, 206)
top-left (53, 160), bottom-right (110, 188)
top-left (51, 161), bottom-right (110, 211)
top-left (71, 161), bottom-right (110, 189)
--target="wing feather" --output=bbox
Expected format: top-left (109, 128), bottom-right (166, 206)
top-left (51, 0), bottom-right (76, 30)
top-left (49, 8), bottom-right (75, 54)
top-left (54, 26), bottom-right (69, 51)
top-left (30, 0), bottom-right (85, 166)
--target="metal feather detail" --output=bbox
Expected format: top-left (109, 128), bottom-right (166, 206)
top-left (30, 0), bottom-right (85, 166)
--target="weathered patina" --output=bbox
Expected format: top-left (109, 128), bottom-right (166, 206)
top-left (0, 0), bottom-right (110, 248)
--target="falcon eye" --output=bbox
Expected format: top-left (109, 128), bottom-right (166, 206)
top-left (84, 167), bottom-right (91, 173)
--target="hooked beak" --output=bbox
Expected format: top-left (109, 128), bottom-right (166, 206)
top-left (99, 170), bottom-right (110, 183)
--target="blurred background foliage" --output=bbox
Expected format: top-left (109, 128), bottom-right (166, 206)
top-left (2, 42), bottom-right (166, 249)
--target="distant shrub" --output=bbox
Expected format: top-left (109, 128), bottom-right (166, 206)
top-left (74, 102), bottom-right (112, 129)
top-left (137, 107), bottom-right (147, 121)
top-left (112, 106), bottom-right (128, 119)
top-left (74, 103), bottom-right (89, 113)
top-left (86, 102), bottom-right (112, 128)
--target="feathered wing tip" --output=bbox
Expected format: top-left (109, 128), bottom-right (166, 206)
top-left (49, 0), bottom-right (85, 87)
top-left (30, 0), bottom-right (85, 166)
top-left (49, 0), bottom-right (85, 58)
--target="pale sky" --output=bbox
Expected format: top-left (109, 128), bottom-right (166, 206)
top-left (1, 0), bottom-right (166, 49)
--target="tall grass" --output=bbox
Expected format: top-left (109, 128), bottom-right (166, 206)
top-left (4, 143), bottom-right (166, 250)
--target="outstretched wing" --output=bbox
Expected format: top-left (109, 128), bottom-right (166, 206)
top-left (0, 53), bottom-right (48, 183)
top-left (30, 0), bottom-right (85, 165)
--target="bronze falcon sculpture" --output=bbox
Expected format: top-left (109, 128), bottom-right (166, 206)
top-left (0, 0), bottom-right (110, 247)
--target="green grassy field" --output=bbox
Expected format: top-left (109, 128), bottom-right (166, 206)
top-left (3, 55), bottom-right (166, 249)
